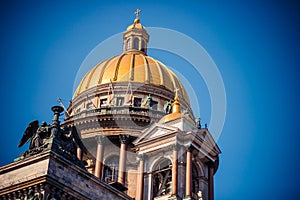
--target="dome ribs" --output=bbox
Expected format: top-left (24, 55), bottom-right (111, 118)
top-left (98, 56), bottom-right (118, 85)
top-left (74, 70), bottom-right (93, 97)
top-left (157, 61), bottom-right (173, 90)
top-left (165, 65), bottom-right (178, 93)
top-left (116, 53), bottom-right (132, 82)
top-left (153, 59), bottom-right (164, 86)
top-left (143, 56), bottom-right (150, 84)
top-left (113, 54), bottom-right (127, 81)
top-left (129, 53), bottom-right (135, 81)
top-left (85, 60), bottom-right (106, 89)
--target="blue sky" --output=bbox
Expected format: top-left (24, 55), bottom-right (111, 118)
top-left (0, 1), bottom-right (300, 199)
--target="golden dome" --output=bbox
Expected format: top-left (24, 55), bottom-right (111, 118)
top-left (73, 51), bottom-right (189, 103)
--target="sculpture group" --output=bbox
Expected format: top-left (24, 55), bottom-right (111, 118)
top-left (17, 106), bottom-right (87, 163)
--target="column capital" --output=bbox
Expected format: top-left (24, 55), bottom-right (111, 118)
top-left (96, 135), bottom-right (106, 144)
top-left (137, 153), bottom-right (146, 161)
top-left (171, 143), bottom-right (180, 151)
top-left (119, 134), bottom-right (130, 144)
top-left (185, 145), bottom-right (193, 152)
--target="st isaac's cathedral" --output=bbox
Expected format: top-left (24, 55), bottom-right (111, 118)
top-left (0, 10), bottom-right (220, 200)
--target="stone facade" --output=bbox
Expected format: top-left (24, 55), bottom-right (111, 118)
top-left (0, 150), bottom-right (132, 200)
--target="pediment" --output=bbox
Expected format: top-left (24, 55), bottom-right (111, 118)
top-left (191, 129), bottom-right (221, 155)
top-left (133, 123), bottom-right (179, 145)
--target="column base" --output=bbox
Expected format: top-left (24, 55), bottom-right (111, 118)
top-left (168, 194), bottom-right (181, 200)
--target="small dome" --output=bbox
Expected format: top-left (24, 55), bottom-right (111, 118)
top-left (158, 93), bottom-right (194, 124)
top-left (74, 51), bottom-right (189, 104)
top-left (158, 112), bottom-right (185, 124)
top-left (126, 20), bottom-right (145, 31)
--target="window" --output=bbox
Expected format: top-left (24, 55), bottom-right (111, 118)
top-left (104, 156), bottom-right (119, 183)
top-left (100, 98), bottom-right (107, 107)
top-left (133, 38), bottom-right (139, 50)
top-left (141, 40), bottom-right (146, 52)
top-left (133, 97), bottom-right (142, 107)
top-left (151, 100), bottom-right (158, 110)
top-left (116, 97), bottom-right (124, 106)
top-left (126, 39), bottom-right (131, 50)
top-left (86, 102), bottom-right (93, 109)
top-left (152, 159), bottom-right (172, 197)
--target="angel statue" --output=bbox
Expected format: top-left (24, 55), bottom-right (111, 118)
top-left (143, 94), bottom-right (153, 108)
top-left (59, 125), bottom-right (87, 156)
top-left (18, 120), bottom-right (50, 149)
top-left (17, 105), bottom-right (87, 166)
top-left (164, 100), bottom-right (172, 114)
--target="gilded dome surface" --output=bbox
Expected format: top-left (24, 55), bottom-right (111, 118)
top-left (74, 51), bottom-right (189, 104)
top-left (158, 93), bottom-right (194, 124)
top-left (126, 19), bottom-right (145, 31)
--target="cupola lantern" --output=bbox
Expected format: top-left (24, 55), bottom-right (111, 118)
top-left (123, 9), bottom-right (149, 54)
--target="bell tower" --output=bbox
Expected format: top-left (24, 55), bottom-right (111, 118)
top-left (123, 9), bottom-right (149, 54)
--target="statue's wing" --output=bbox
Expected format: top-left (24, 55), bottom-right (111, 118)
top-left (71, 126), bottom-right (87, 154)
top-left (18, 120), bottom-right (39, 147)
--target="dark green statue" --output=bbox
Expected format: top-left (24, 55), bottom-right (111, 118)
top-left (164, 100), bottom-right (172, 114)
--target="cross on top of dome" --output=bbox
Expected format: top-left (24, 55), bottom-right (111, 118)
top-left (134, 9), bottom-right (141, 19)
top-left (133, 9), bottom-right (141, 25)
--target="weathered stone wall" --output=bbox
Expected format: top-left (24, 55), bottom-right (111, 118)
top-left (0, 155), bottom-right (49, 190)
top-left (0, 150), bottom-right (132, 200)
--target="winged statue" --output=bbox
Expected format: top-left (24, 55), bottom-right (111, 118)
top-left (59, 125), bottom-right (87, 155)
top-left (18, 120), bottom-right (51, 149)
top-left (164, 100), bottom-right (172, 114)
top-left (18, 120), bottom-right (38, 148)
top-left (16, 106), bottom-right (87, 167)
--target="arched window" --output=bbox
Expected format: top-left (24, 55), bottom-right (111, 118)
top-left (152, 159), bottom-right (172, 197)
top-left (133, 38), bottom-right (139, 50)
top-left (126, 39), bottom-right (131, 51)
top-left (141, 40), bottom-right (146, 52)
top-left (104, 156), bottom-right (119, 183)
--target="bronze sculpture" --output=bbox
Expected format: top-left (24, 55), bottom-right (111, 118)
top-left (17, 106), bottom-right (87, 166)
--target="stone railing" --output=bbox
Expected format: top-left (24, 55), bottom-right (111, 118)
top-left (68, 106), bottom-right (165, 121)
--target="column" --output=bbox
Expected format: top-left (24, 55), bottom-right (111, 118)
top-left (136, 154), bottom-right (145, 200)
top-left (186, 146), bottom-right (192, 197)
top-left (208, 162), bottom-right (215, 200)
top-left (94, 136), bottom-right (105, 179)
top-left (77, 147), bottom-right (83, 160)
top-left (118, 134), bottom-right (129, 185)
top-left (172, 144), bottom-right (178, 195)
top-left (94, 96), bottom-right (99, 108)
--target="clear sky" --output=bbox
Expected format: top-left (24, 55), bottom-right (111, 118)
top-left (0, 1), bottom-right (299, 199)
